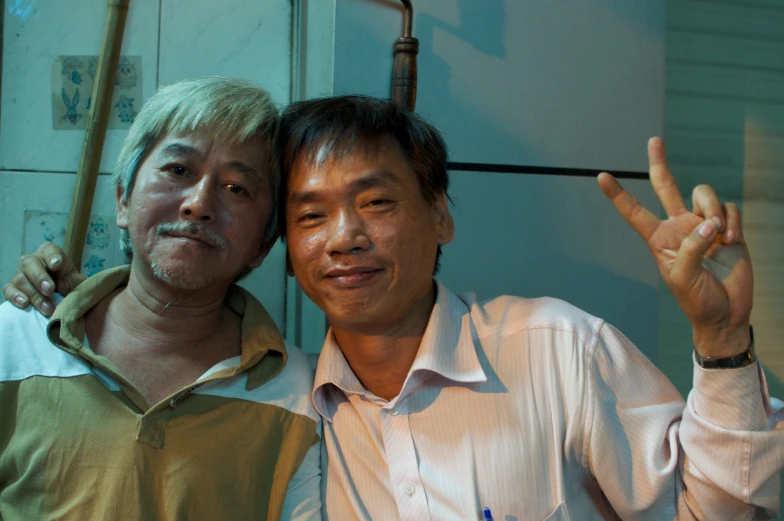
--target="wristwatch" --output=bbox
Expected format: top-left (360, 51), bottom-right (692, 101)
top-left (694, 325), bottom-right (756, 369)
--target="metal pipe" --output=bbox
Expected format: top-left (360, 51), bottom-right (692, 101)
top-left (391, 0), bottom-right (418, 111)
top-left (400, 0), bottom-right (412, 38)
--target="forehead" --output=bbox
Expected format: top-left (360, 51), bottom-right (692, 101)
top-left (152, 131), bottom-right (270, 167)
top-left (288, 138), bottom-right (415, 191)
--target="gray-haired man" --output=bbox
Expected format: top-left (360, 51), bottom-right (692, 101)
top-left (0, 77), bottom-right (321, 521)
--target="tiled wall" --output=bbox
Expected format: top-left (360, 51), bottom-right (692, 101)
top-left (0, 0), bottom-right (292, 328)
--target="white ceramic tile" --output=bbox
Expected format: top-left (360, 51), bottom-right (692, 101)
top-left (0, 170), bottom-right (287, 329)
top-left (0, 172), bottom-right (119, 287)
top-left (0, 0), bottom-right (159, 174)
top-left (158, 0), bottom-right (292, 106)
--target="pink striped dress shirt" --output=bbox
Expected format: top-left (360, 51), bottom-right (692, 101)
top-left (312, 280), bottom-right (784, 521)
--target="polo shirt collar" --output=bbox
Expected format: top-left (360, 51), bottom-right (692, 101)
top-left (47, 265), bottom-right (287, 392)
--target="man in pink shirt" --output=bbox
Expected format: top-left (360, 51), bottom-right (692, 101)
top-left (7, 94), bottom-right (784, 520)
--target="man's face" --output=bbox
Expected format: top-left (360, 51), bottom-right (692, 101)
top-left (286, 139), bottom-right (454, 333)
top-left (117, 132), bottom-right (274, 291)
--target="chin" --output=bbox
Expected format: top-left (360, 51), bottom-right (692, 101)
top-left (150, 260), bottom-right (216, 291)
top-left (327, 303), bottom-right (384, 330)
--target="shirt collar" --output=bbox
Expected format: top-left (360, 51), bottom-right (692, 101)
top-left (312, 279), bottom-right (487, 421)
top-left (47, 265), bottom-right (287, 391)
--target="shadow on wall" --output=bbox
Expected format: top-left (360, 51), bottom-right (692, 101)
top-left (335, 0), bottom-right (526, 163)
top-left (414, 0), bottom-right (528, 163)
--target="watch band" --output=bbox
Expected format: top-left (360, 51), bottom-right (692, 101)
top-left (694, 325), bottom-right (756, 369)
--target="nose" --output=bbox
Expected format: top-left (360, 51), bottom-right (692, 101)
top-left (325, 207), bottom-right (371, 255)
top-left (180, 176), bottom-right (217, 222)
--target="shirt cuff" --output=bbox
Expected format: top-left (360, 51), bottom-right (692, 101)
top-left (690, 357), bottom-right (770, 431)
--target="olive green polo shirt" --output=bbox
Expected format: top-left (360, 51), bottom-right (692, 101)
top-left (0, 266), bottom-right (321, 521)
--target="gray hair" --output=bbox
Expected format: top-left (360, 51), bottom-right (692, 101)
top-left (113, 76), bottom-right (280, 260)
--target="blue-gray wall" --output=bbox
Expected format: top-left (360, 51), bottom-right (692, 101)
top-left (333, 0), bottom-right (665, 359)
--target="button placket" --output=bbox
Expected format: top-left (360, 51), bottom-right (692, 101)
top-left (380, 404), bottom-right (429, 521)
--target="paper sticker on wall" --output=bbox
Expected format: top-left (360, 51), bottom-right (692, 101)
top-left (51, 55), bottom-right (142, 130)
top-left (23, 211), bottom-right (124, 276)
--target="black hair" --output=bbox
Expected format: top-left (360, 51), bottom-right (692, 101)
top-left (275, 95), bottom-right (451, 273)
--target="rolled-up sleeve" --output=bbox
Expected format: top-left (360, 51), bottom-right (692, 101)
top-left (586, 322), bottom-right (784, 520)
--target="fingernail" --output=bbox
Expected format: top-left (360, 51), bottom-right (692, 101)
top-left (698, 219), bottom-right (716, 238)
top-left (15, 296), bottom-right (26, 306)
top-left (49, 257), bottom-right (60, 267)
top-left (41, 301), bottom-right (53, 312)
top-left (714, 217), bottom-right (724, 232)
top-left (726, 229), bottom-right (735, 243)
top-left (41, 281), bottom-right (52, 293)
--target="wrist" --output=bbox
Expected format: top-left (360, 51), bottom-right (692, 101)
top-left (693, 323), bottom-right (751, 359)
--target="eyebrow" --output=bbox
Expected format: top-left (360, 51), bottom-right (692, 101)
top-left (158, 143), bottom-right (201, 162)
top-left (288, 170), bottom-right (401, 207)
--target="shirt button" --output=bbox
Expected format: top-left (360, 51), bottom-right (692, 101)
top-left (389, 407), bottom-right (399, 416)
top-left (403, 484), bottom-right (415, 496)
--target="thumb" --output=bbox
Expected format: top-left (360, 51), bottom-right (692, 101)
top-left (46, 252), bottom-right (84, 295)
top-left (669, 218), bottom-right (719, 290)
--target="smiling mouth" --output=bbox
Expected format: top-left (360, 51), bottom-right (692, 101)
top-left (325, 269), bottom-right (383, 288)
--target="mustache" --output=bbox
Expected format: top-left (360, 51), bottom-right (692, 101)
top-left (156, 222), bottom-right (228, 250)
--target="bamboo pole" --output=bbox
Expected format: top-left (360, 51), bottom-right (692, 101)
top-left (63, 0), bottom-right (130, 267)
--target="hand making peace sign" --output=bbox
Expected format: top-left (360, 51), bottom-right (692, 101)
top-left (598, 137), bottom-right (753, 359)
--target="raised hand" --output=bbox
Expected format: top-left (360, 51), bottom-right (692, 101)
top-left (598, 137), bottom-right (752, 358)
top-left (2, 242), bottom-right (85, 317)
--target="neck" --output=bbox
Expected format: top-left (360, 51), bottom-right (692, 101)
top-left (103, 267), bottom-right (235, 353)
top-left (331, 285), bottom-right (436, 401)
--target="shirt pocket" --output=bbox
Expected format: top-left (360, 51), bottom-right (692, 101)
top-left (542, 503), bottom-right (570, 521)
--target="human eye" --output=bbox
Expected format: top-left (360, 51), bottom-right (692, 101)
top-left (297, 211), bottom-right (325, 225)
top-left (225, 183), bottom-right (249, 196)
top-left (163, 164), bottom-right (191, 177)
top-left (362, 196), bottom-right (395, 210)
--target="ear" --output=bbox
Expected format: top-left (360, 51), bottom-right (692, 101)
top-left (246, 237), bottom-right (277, 270)
top-left (115, 183), bottom-right (130, 231)
top-left (433, 193), bottom-right (454, 246)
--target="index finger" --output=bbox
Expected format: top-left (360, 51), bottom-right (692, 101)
top-left (598, 172), bottom-right (660, 240)
top-left (649, 137), bottom-right (688, 218)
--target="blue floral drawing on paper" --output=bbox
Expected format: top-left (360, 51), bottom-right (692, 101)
top-left (86, 218), bottom-right (110, 249)
top-left (83, 255), bottom-right (106, 276)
